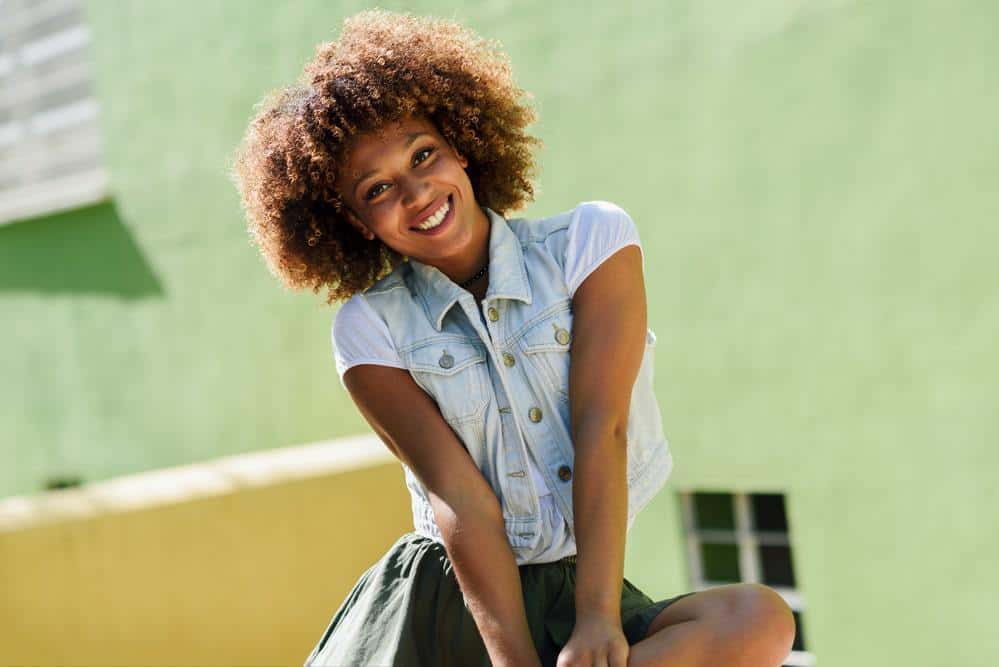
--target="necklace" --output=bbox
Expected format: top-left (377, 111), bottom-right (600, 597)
top-left (458, 263), bottom-right (489, 288)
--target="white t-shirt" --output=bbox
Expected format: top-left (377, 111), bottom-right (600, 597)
top-left (332, 203), bottom-right (643, 501)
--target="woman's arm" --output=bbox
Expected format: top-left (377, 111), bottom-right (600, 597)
top-left (343, 364), bottom-right (542, 667)
top-left (563, 244), bottom-right (648, 664)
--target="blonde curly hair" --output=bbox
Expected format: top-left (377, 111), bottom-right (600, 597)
top-left (229, 10), bottom-right (540, 303)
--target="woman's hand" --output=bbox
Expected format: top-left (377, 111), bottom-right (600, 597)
top-left (556, 612), bottom-right (630, 667)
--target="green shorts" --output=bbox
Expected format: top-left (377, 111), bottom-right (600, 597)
top-left (304, 532), bottom-right (694, 666)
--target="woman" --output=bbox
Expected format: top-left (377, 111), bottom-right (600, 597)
top-left (231, 10), bottom-right (795, 667)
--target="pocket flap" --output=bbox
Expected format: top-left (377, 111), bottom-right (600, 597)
top-left (519, 311), bottom-right (573, 354)
top-left (404, 340), bottom-right (486, 376)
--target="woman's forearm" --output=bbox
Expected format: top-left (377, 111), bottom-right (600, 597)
top-left (436, 502), bottom-right (542, 667)
top-left (572, 418), bottom-right (629, 619)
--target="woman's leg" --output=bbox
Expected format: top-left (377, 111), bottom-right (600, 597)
top-left (627, 583), bottom-right (795, 667)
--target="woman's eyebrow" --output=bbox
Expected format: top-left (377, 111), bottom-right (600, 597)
top-left (351, 132), bottom-right (433, 198)
top-left (353, 169), bottom-right (379, 198)
top-left (403, 131), bottom-right (430, 147)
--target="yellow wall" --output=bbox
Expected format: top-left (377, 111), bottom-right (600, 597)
top-left (0, 439), bottom-right (411, 666)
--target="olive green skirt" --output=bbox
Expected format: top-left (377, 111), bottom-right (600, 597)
top-left (304, 532), bottom-right (693, 666)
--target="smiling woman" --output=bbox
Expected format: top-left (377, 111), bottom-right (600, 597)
top-left (230, 9), bottom-right (794, 667)
top-left (228, 10), bottom-right (538, 303)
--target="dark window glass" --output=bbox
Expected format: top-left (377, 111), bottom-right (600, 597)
top-left (700, 542), bottom-right (740, 582)
top-left (759, 544), bottom-right (796, 587)
top-left (751, 493), bottom-right (788, 532)
top-left (693, 492), bottom-right (735, 530)
top-left (791, 610), bottom-right (806, 651)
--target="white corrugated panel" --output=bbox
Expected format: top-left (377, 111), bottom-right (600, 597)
top-left (0, 0), bottom-right (108, 225)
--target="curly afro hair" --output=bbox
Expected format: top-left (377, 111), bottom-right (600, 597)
top-left (229, 10), bottom-right (540, 303)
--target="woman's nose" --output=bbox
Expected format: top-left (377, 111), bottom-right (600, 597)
top-left (399, 176), bottom-right (431, 208)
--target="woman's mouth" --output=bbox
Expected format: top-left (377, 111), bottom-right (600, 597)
top-left (411, 195), bottom-right (454, 236)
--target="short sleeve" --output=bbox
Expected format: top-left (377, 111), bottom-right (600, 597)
top-left (331, 294), bottom-right (406, 387)
top-left (563, 201), bottom-right (644, 297)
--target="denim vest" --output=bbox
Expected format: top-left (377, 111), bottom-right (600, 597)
top-left (361, 203), bottom-right (673, 563)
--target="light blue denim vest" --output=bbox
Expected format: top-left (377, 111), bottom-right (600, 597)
top-left (361, 202), bottom-right (673, 563)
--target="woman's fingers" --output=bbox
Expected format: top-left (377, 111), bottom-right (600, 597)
top-left (609, 643), bottom-right (629, 667)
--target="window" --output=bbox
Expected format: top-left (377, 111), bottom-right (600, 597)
top-left (0, 0), bottom-right (109, 226)
top-left (681, 491), bottom-right (816, 667)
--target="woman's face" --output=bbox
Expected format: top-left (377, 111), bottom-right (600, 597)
top-left (335, 116), bottom-right (490, 277)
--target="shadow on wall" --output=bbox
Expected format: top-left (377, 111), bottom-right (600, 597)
top-left (0, 200), bottom-right (163, 299)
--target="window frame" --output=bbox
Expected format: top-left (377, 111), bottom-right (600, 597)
top-left (680, 491), bottom-right (817, 667)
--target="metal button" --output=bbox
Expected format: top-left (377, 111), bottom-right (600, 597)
top-left (557, 465), bottom-right (572, 482)
top-left (502, 352), bottom-right (516, 367)
top-left (528, 407), bottom-right (543, 423)
top-left (554, 325), bottom-right (571, 346)
top-left (487, 307), bottom-right (499, 322)
top-left (438, 350), bottom-right (454, 369)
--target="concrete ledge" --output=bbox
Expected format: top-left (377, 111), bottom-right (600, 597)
top-left (0, 435), bottom-right (411, 666)
top-left (0, 434), bottom-right (394, 533)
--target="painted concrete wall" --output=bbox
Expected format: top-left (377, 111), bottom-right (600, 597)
top-left (0, 439), bottom-right (412, 665)
top-left (2, 1), bottom-right (996, 665)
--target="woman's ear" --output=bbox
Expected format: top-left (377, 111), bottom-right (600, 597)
top-left (343, 208), bottom-right (376, 241)
top-left (447, 142), bottom-right (468, 169)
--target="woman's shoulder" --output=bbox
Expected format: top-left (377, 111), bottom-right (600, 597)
top-left (568, 200), bottom-right (636, 234)
top-left (561, 202), bottom-right (643, 296)
top-left (572, 199), bottom-right (632, 220)
top-left (508, 200), bottom-right (635, 244)
top-left (332, 293), bottom-right (380, 342)
top-left (566, 200), bottom-right (638, 240)
top-left (331, 291), bottom-right (404, 377)
top-left (363, 261), bottom-right (412, 297)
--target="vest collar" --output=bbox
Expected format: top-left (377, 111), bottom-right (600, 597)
top-left (408, 207), bottom-right (533, 331)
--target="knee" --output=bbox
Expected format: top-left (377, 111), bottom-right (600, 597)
top-left (715, 583), bottom-right (796, 666)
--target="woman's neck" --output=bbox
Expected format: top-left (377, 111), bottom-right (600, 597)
top-left (436, 205), bottom-right (491, 287)
top-left (466, 273), bottom-right (489, 302)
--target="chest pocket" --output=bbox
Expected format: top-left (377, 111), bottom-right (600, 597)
top-left (515, 303), bottom-right (573, 403)
top-left (402, 338), bottom-right (491, 428)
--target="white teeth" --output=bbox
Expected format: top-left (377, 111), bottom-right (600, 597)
top-left (416, 199), bottom-right (450, 230)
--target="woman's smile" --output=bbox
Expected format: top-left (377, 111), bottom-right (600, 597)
top-left (410, 194), bottom-right (455, 235)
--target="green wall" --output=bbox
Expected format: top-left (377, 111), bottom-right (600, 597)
top-left (2, 1), bottom-right (996, 664)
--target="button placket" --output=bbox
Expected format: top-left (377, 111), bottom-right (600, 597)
top-left (475, 300), bottom-right (555, 525)
top-left (487, 332), bottom-right (538, 520)
top-left (501, 437), bottom-right (535, 515)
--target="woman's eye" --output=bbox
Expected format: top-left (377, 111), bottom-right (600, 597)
top-left (413, 147), bottom-right (435, 166)
top-left (365, 183), bottom-right (389, 200)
